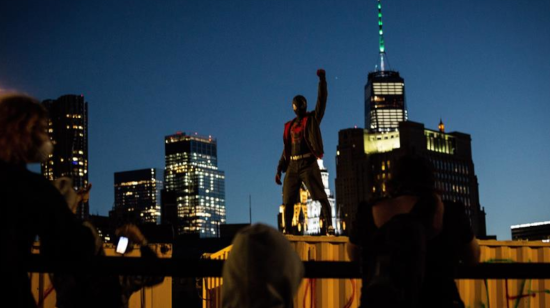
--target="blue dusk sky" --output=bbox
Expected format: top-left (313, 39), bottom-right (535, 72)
top-left (1, 0), bottom-right (549, 240)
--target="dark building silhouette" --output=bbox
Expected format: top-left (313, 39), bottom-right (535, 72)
top-left (111, 168), bottom-right (161, 226)
top-left (511, 221), bottom-right (550, 241)
top-left (161, 132), bottom-right (226, 238)
top-left (88, 214), bottom-right (115, 243)
top-left (336, 121), bottom-right (487, 237)
top-left (335, 128), bottom-right (370, 234)
top-left (41, 94), bottom-right (89, 219)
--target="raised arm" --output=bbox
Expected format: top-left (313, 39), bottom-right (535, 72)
top-left (314, 69), bottom-right (328, 123)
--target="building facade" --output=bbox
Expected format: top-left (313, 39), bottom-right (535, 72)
top-left (305, 160), bottom-right (341, 235)
top-left (41, 94), bottom-right (89, 219)
top-left (161, 132), bottom-right (226, 238)
top-left (511, 221), bottom-right (550, 241)
top-left (336, 121), bottom-right (487, 237)
top-left (365, 70), bottom-right (407, 132)
top-left (111, 168), bottom-right (161, 226)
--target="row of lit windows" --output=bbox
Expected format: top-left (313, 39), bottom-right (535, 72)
top-left (372, 116), bottom-right (404, 122)
top-left (166, 154), bottom-right (218, 167)
top-left (65, 125), bottom-right (84, 130)
top-left (167, 161), bottom-right (218, 171)
top-left (169, 152), bottom-right (215, 159)
top-left (177, 195), bottom-right (225, 202)
top-left (372, 115), bottom-right (405, 121)
top-left (372, 82), bottom-right (404, 93)
top-left (65, 114), bottom-right (83, 119)
top-left (118, 180), bottom-right (156, 187)
top-left (165, 134), bottom-right (215, 144)
top-left (372, 109), bottom-right (404, 115)
top-left (436, 181), bottom-right (470, 195)
top-left (430, 158), bottom-right (470, 175)
top-left (426, 133), bottom-right (456, 155)
top-left (441, 194), bottom-right (471, 207)
top-left (436, 173), bottom-right (469, 184)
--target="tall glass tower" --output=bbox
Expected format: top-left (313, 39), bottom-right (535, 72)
top-left (364, 0), bottom-right (407, 132)
top-left (162, 132), bottom-right (226, 237)
top-left (41, 94), bottom-right (89, 219)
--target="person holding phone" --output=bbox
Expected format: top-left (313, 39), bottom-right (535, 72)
top-left (52, 179), bottom-right (164, 308)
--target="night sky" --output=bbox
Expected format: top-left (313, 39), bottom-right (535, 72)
top-left (2, 0), bottom-right (549, 240)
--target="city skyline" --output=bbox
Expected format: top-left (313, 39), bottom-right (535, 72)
top-left (1, 0), bottom-right (549, 240)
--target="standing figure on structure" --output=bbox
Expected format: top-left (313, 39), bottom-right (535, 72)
top-left (275, 69), bottom-right (334, 236)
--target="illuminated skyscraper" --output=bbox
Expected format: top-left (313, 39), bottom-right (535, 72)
top-left (41, 94), bottom-right (89, 219)
top-left (161, 132), bottom-right (226, 238)
top-left (365, 0), bottom-right (407, 132)
top-left (112, 168), bottom-right (161, 226)
top-left (336, 0), bottom-right (486, 237)
top-left (365, 71), bottom-right (407, 132)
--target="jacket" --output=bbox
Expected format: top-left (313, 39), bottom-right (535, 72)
top-left (277, 79), bottom-right (327, 173)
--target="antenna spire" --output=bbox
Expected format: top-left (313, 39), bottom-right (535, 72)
top-left (377, 0), bottom-right (387, 71)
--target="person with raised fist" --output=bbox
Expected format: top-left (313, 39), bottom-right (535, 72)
top-left (275, 69), bottom-right (334, 236)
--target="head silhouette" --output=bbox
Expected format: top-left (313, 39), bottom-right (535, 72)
top-left (292, 95), bottom-right (307, 118)
top-left (0, 93), bottom-right (52, 163)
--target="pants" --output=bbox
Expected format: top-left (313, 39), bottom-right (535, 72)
top-left (282, 157), bottom-right (332, 231)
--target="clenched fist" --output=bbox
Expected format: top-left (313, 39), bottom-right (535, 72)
top-left (317, 69), bottom-right (326, 80)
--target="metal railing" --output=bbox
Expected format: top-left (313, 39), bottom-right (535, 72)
top-left (26, 255), bottom-right (550, 279)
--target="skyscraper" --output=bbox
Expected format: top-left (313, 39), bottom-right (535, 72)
top-left (111, 168), bottom-right (161, 226)
top-left (336, 121), bottom-right (487, 237)
top-left (364, 71), bottom-right (407, 132)
top-left (365, 0), bottom-right (407, 132)
top-left (161, 132), bottom-right (226, 238)
top-left (335, 0), bottom-right (487, 237)
top-left (42, 94), bottom-right (89, 219)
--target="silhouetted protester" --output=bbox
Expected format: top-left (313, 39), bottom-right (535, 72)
top-left (418, 200), bottom-right (480, 307)
top-left (222, 223), bottom-right (304, 308)
top-left (348, 154), bottom-right (480, 308)
top-left (52, 178), bottom-right (164, 308)
top-left (0, 93), bottom-right (95, 307)
top-left (275, 69), bottom-right (334, 235)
